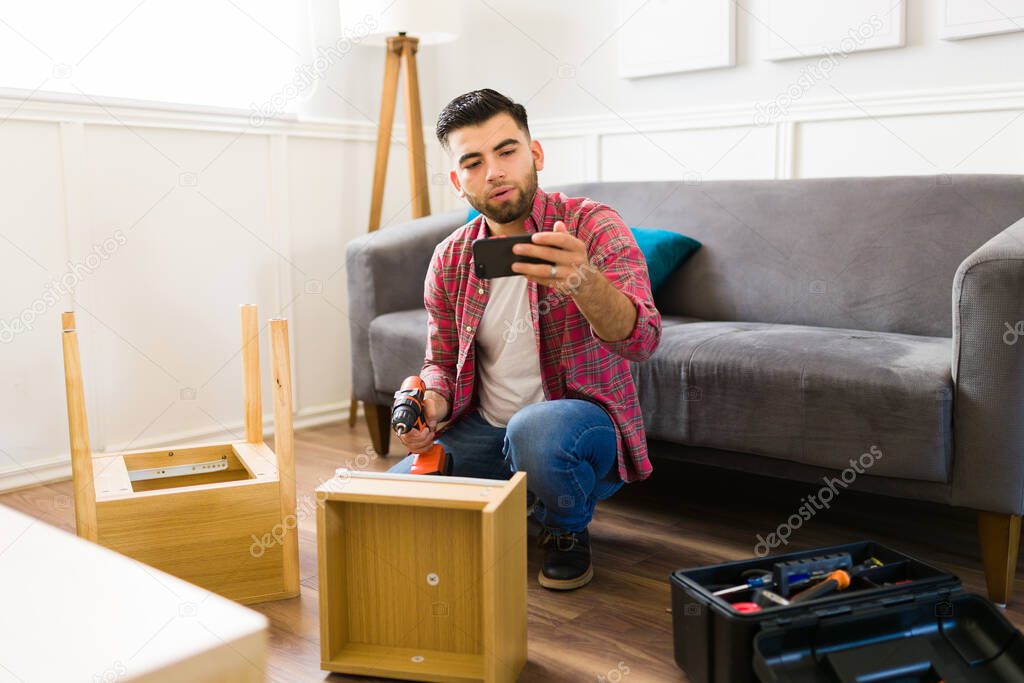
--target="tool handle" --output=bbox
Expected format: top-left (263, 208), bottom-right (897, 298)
top-left (774, 552), bottom-right (852, 597)
top-left (790, 570), bottom-right (851, 604)
top-left (410, 442), bottom-right (449, 476)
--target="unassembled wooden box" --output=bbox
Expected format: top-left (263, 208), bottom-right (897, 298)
top-left (59, 305), bottom-right (300, 604)
top-left (316, 470), bottom-right (528, 682)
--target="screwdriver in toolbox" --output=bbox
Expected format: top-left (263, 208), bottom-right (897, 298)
top-left (790, 569), bottom-right (852, 604)
top-left (712, 574), bottom-right (776, 597)
top-left (712, 569), bottom-right (832, 597)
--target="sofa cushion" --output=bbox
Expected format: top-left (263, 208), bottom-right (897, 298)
top-left (634, 318), bottom-right (953, 482)
top-left (369, 309), bottom-right (430, 394)
top-left (630, 227), bottom-right (702, 293)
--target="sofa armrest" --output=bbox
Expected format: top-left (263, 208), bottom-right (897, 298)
top-left (346, 209), bottom-right (467, 402)
top-left (951, 215), bottom-right (1024, 514)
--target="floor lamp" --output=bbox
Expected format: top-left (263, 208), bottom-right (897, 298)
top-left (345, 2), bottom-right (459, 455)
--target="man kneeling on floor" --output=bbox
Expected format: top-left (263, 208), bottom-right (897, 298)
top-left (389, 88), bottom-right (662, 590)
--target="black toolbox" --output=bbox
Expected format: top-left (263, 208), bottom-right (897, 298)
top-left (670, 540), bottom-right (1024, 682)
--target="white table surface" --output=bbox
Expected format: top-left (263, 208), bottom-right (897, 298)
top-left (0, 503), bottom-right (268, 683)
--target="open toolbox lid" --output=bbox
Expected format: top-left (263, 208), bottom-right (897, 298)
top-left (752, 590), bottom-right (1024, 682)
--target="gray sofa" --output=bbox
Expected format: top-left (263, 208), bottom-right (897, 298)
top-left (347, 175), bottom-right (1024, 604)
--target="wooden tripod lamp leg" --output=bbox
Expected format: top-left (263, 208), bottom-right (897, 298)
top-left (60, 319), bottom-right (98, 542)
top-left (400, 35), bottom-right (430, 219)
top-left (368, 36), bottom-right (403, 232)
top-left (241, 304), bottom-right (262, 443)
top-left (270, 318), bottom-right (300, 594)
top-left (61, 311), bottom-right (76, 331)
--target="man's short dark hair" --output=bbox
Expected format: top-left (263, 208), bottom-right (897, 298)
top-left (435, 89), bottom-right (530, 152)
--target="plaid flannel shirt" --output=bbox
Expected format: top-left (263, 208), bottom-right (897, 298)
top-left (421, 187), bottom-right (661, 482)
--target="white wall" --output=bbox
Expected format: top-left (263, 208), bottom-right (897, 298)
top-left (2, 0), bottom-right (1023, 490)
top-left (430, 0), bottom-right (1024, 118)
top-left (423, 0), bottom-right (1024, 195)
top-left (0, 96), bottom-right (432, 490)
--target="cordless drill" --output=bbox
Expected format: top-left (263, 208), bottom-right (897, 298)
top-left (391, 376), bottom-right (451, 475)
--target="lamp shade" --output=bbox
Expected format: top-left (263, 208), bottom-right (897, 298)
top-left (343, 0), bottom-right (461, 46)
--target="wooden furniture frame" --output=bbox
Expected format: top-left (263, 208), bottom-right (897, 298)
top-left (60, 305), bottom-right (300, 605)
top-left (317, 470), bottom-right (527, 682)
top-left (349, 32), bottom-right (432, 447)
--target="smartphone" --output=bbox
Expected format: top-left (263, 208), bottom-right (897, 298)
top-left (471, 234), bottom-right (554, 279)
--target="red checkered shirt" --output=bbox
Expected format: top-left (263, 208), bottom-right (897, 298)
top-left (420, 187), bottom-right (662, 483)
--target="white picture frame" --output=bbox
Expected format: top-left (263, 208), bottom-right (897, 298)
top-left (764, 0), bottom-right (906, 61)
top-left (940, 0), bottom-right (1024, 40)
top-left (617, 0), bottom-right (735, 78)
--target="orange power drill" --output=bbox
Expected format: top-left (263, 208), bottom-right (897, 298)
top-left (391, 376), bottom-right (452, 476)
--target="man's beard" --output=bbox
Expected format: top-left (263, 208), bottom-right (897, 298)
top-left (468, 165), bottom-right (538, 225)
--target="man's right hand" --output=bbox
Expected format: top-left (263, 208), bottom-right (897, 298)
top-left (397, 390), bottom-right (449, 453)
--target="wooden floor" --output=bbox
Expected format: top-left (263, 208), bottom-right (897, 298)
top-left (5, 420), bottom-right (1024, 682)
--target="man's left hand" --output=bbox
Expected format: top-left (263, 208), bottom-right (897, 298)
top-left (510, 220), bottom-right (594, 295)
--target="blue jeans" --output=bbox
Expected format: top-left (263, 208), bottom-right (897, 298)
top-left (387, 399), bottom-right (623, 533)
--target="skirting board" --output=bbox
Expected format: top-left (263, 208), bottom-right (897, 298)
top-left (0, 401), bottom-right (359, 494)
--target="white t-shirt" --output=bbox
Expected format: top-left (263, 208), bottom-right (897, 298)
top-left (475, 275), bottom-right (545, 427)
